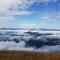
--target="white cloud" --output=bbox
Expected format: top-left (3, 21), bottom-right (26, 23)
top-left (0, 23), bottom-right (60, 29)
top-left (39, 11), bottom-right (60, 20)
top-left (0, 0), bottom-right (57, 16)
top-left (0, 0), bottom-right (36, 20)
top-left (40, 15), bottom-right (49, 20)
top-left (18, 24), bottom-right (39, 29)
top-left (0, 0), bottom-right (34, 11)
top-left (0, 24), bottom-right (18, 28)
top-left (0, 0), bottom-right (58, 28)
top-left (0, 0), bottom-right (38, 21)
top-left (39, 0), bottom-right (57, 3)
top-left (0, 17), bottom-right (16, 20)
top-left (0, 24), bottom-right (40, 28)
top-left (0, 10), bottom-right (33, 22)
top-left (0, 0), bottom-right (57, 11)
top-left (9, 11), bottom-right (33, 16)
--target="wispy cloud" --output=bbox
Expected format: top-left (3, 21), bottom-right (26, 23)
top-left (0, 0), bottom-right (57, 11)
top-left (39, 11), bottom-right (60, 20)
top-left (0, 0), bottom-right (59, 28)
top-left (18, 24), bottom-right (40, 28)
top-left (0, 17), bottom-right (16, 20)
top-left (0, 0), bottom-right (57, 16)
top-left (9, 11), bottom-right (34, 16)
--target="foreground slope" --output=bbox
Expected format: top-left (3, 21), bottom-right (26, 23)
top-left (0, 51), bottom-right (60, 60)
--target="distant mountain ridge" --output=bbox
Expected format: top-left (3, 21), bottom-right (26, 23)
top-left (0, 27), bottom-right (60, 31)
top-left (40, 28), bottom-right (60, 31)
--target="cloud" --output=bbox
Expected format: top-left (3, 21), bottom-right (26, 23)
top-left (0, 0), bottom-right (57, 11)
top-left (0, 10), bottom-right (33, 22)
top-left (0, 23), bottom-right (60, 29)
top-left (0, 0), bottom-right (34, 11)
top-left (39, 0), bottom-right (57, 3)
top-left (0, 0), bottom-right (36, 20)
top-left (18, 24), bottom-right (39, 28)
top-left (39, 11), bottom-right (60, 20)
top-left (9, 11), bottom-right (33, 16)
top-left (0, 24), bottom-right (40, 28)
top-left (0, 0), bottom-right (38, 21)
top-left (0, 24), bottom-right (18, 28)
top-left (0, 0), bottom-right (58, 28)
top-left (0, 0), bottom-right (57, 16)
top-left (40, 15), bottom-right (49, 20)
top-left (0, 17), bottom-right (16, 20)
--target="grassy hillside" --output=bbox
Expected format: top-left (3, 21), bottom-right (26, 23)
top-left (0, 51), bottom-right (60, 60)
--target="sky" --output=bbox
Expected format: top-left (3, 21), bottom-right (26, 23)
top-left (0, 0), bottom-right (60, 29)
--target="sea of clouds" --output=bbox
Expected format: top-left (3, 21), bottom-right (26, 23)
top-left (0, 30), bottom-right (60, 52)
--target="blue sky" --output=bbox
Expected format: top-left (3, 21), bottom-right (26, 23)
top-left (0, 0), bottom-right (60, 28)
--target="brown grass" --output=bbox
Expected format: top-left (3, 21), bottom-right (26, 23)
top-left (0, 51), bottom-right (60, 60)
